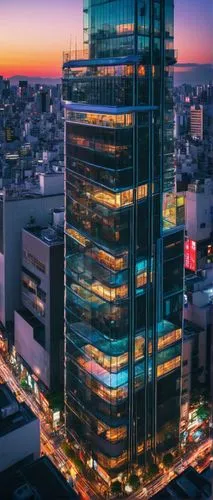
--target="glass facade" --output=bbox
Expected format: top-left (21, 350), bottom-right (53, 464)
top-left (64, 0), bottom-right (183, 482)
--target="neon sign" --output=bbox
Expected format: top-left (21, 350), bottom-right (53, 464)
top-left (185, 239), bottom-right (197, 271)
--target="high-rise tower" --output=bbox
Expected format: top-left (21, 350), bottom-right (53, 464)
top-left (63, 0), bottom-right (184, 484)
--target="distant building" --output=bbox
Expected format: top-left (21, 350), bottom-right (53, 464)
top-left (0, 383), bottom-right (40, 473)
top-left (184, 267), bottom-right (213, 395)
top-left (0, 455), bottom-right (78, 499)
top-left (5, 124), bottom-right (15, 143)
top-left (190, 104), bottom-right (204, 140)
top-left (183, 178), bottom-right (213, 438)
top-left (185, 179), bottom-right (213, 272)
top-left (18, 81), bottom-right (28, 99)
top-left (2, 79), bottom-right (10, 100)
top-left (36, 89), bottom-right (50, 113)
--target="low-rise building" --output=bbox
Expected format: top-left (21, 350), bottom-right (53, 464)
top-left (0, 383), bottom-right (40, 473)
top-left (0, 455), bottom-right (78, 499)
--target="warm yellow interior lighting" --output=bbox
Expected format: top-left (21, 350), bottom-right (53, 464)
top-left (157, 356), bottom-right (181, 377)
top-left (158, 329), bottom-right (182, 350)
top-left (93, 188), bottom-right (133, 209)
top-left (86, 377), bottom-right (128, 403)
top-left (67, 112), bottom-right (133, 128)
top-left (91, 281), bottom-right (128, 301)
top-left (91, 249), bottom-right (128, 271)
top-left (97, 450), bottom-right (127, 469)
top-left (136, 271), bottom-right (147, 288)
top-left (137, 184), bottom-right (148, 200)
top-left (138, 65), bottom-right (146, 76)
top-left (66, 227), bottom-right (90, 247)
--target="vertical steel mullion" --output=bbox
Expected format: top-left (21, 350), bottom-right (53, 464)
top-left (127, 0), bottom-right (139, 472)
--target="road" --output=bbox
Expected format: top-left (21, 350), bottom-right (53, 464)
top-left (0, 355), bottom-right (211, 499)
top-left (131, 439), bottom-right (212, 498)
top-left (0, 355), bottom-right (99, 499)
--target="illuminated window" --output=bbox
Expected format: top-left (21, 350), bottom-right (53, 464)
top-left (70, 134), bottom-right (129, 156)
top-left (84, 344), bottom-right (128, 372)
top-left (158, 329), bottom-right (182, 350)
top-left (176, 195), bottom-right (184, 207)
top-left (66, 227), bottom-right (90, 247)
top-left (136, 271), bottom-right (147, 288)
top-left (34, 297), bottom-right (45, 317)
top-left (157, 355), bottom-right (181, 377)
top-left (85, 337), bottom-right (144, 374)
top-left (86, 377), bottom-right (128, 404)
top-left (92, 281), bottom-right (128, 301)
top-left (208, 245), bottom-right (213, 256)
top-left (136, 184), bottom-right (148, 200)
top-left (22, 276), bottom-right (37, 294)
top-left (66, 111), bottom-right (133, 128)
top-left (138, 65), bottom-right (146, 76)
top-left (71, 283), bottom-right (104, 306)
top-left (106, 426), bottom-right (127, 442)
top-left (97, 451), bottom-right (127, 469)
top-left (93, 188), bottom-right (133, 209)
top-left (163, 193), bottom-right (185, 229)
top-left (90, 248), bottom-right (128, 271)
top-left (135, 336), bottom-right (145, 360)
top-left (137, 442), bottom-right (144, 454)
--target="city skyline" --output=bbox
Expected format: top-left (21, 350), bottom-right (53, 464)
top-left (0, 0), bottom-right (212, 79)
top-left (0, 0), bottom-right (212, 497)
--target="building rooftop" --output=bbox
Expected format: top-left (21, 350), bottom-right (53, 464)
top-left (0, 455), bottom-right (78, 499)
top-left (0, 171), bottom-right (64, 201)
top-left (0, 384), bottom-right (37, 438)
top-left (24, 225), bottom-right (63, 246)
top-left (151, 466), bottom-right (212, 499)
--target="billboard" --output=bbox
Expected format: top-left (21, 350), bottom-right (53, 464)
top-left (185, 239), bottom-right (197, 271)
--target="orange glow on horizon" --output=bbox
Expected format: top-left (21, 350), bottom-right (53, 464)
top-left (0, 0), bottom-right (211, 79)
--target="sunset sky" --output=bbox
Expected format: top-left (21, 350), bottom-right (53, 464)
top-left (0, 0), bottom-right (212, 78)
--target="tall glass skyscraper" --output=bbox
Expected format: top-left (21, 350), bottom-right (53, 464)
top-left (63, 0), bottom-right (184, 484)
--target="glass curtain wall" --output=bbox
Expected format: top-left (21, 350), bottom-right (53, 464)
top-left (63, 0), bottom-right (183, 483)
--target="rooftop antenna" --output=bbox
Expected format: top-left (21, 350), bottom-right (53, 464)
top-left (69, 35), bottom-right (72, 58)
top-left (75, 37), bottom-right (77, 60)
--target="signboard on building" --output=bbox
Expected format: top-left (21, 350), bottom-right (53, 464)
top-left (185, 239), bottom-right (197, 271)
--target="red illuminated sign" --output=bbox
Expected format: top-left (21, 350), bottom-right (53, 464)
top-left (185, 239), bottom-right (197, 271)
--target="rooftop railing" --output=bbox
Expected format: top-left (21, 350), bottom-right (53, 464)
top-left (63, 49), bottom-right (89, 63)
